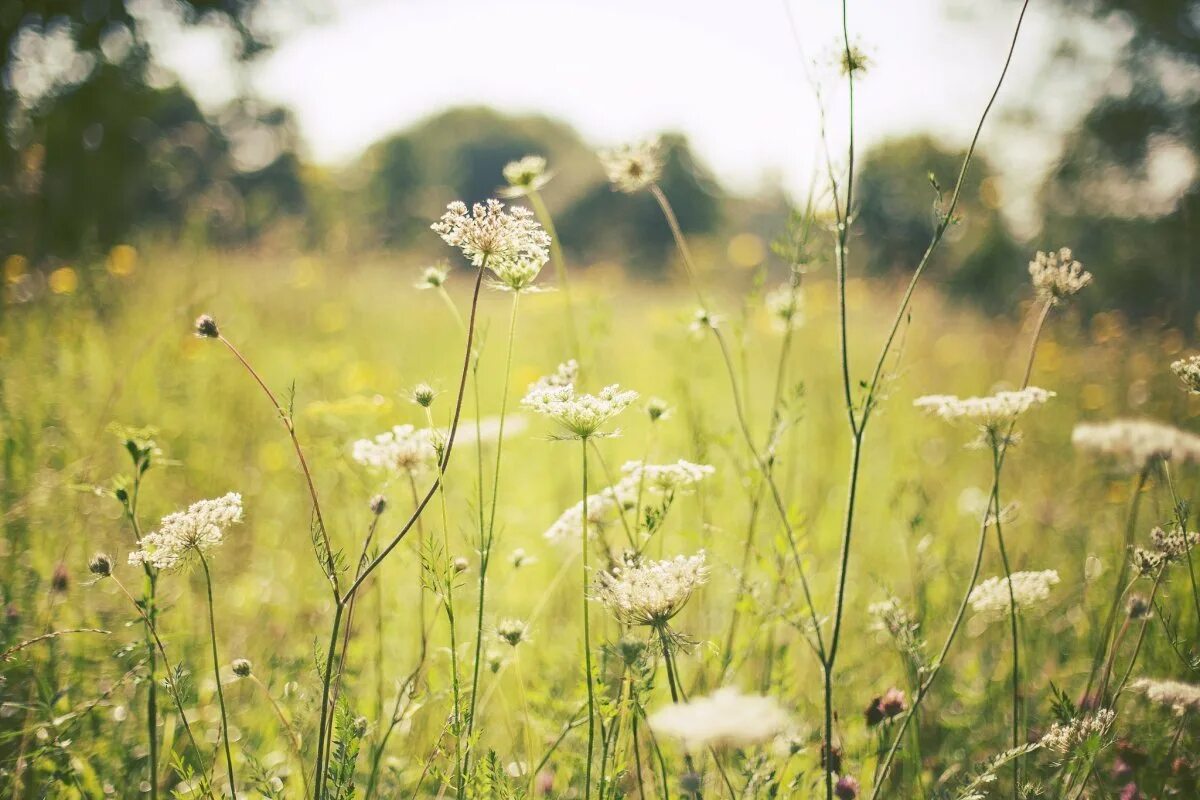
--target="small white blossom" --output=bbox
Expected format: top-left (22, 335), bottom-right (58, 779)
top-left (543, 482), bottom-right (637, 544)
top-left (621, 460), bottom-right (715, 494)
top-left (600, 138), bottom-right (663, 193)
top-left (500, 155), bottom-right (551, 198)
top-left (415, 264), bottom-right (449, 290)
top-left (522, 360), bottom-right (638, 439)
top-left (1129, 678), bottom-right (1200, 715)
top-left (765, 284), bottom-right (803, 332)
top-left (1072, 419), bottom-right (1200, 472)
top-left (1170, 354), bottom-right (1200, 394)
top-left (352, 425), bottom-right (440, 474)
top-left (1029, 247), bottom-right (1091, 305)
top-left (967, 570), bottom-right (1060, 623)
top-left (593, 552), bottom-right (708, 628)
top-left (914, 387), bottom-right (1054, 427)
top-left (689, 307), bottom-right (723, 336)
top-left (649, 688), bottom-right (791, 750)
top-left (431, 199), bottom-right (551, 281)
top-left (1039, 709), bottom-right (1115, 755)
top-left (495, 618), bottom-right (531, 648)
top-left (128, 493), bottom-right (244, 571)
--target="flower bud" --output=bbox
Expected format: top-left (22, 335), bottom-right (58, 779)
top-left (231, 658), bottom-right (252, 678)
top-left (369, 495), bottom-right (387, 516)
top-left (88, 552), bottom-right (113, 578)
top-left (194, 315), bottom-right (219, 338)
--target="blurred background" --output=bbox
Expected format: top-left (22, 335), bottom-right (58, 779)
top-left (2, 0), bottom-right (1198, 323)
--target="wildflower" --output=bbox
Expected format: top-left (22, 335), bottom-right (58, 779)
top-left (967, 570), bottom-right (1060, 623)
top-left (453, 556), bottom-right (470, 573)
top-left (351, 716), bottom-right (369, 738)
top-left (415, 263), bottom-right (450, 290)
top-left (51, 563), bottom-right (68, 592)
top-left (521, 360), bottom-right (638, 440)
top-left (500, 155), bottom-right (552, 197)
top-left (621, 460), bottom-right (715, 494)
top-left (1072, 419), bottom-right (1200, 472)
top-left (1129, 678), bottom-right (1200, 715)
top-left (128, 493), bottom-right (244, 571)
top-left (488, 254), bottom-right (549, 294)
top-left (409, 383), bottom-right (437, 408)
top-left (866, 687), bottom-right (907, 726)
top-left (231, 658), bottom-right (252, 678)
top-left (868, 598), bottom-right (924, 653)
top-left (646, 397), bottom-right (672, 423)
top-left (593, 552), bottom-right (708, 628)
top-left (542, 482), bottom-right (635, 544)
top-left (1029, 247), bottom-right (1091, 305)
top-left (648, 687), bottom-right (791, 750)
top-left (689, 307), bottom-right (722, 336)
top-left (88, 553), bottom-right (113, 578)
top-left (1132, 525), bottom-right (1199, 576)
top-left (765, 284), bottom-right (803, 332)
top-left (914, 387), bottom-right (1054, 427)
top-left (194, 314), bottom-right (219, 338)
top-left (599, 138), bottom-right (662, 193)
top-left (369, 495), bottom-right (387, 516)
top-left (496, 618), bottom-right (531, 647)
top-left (1039, 709), bottom-right (1115, 754)
top-left (834, 775), bottom-right (860, 800)
top-left (431, 199), bottom-right (551, 276)
top-left (351, 425), bottom-right (440, 474)
top-left (509, 548), bottom-right (535, 568)
top-left (1171, 355), bottom-right (1200, 394)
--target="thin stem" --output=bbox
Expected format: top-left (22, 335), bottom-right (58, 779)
top-left (199, 553), bottom-right (237, 799)
top-left (251, 675), bottom-right (311, 799)
top-left (649, 184), bottom-right (709, 310)
top-left (528, 188), bottom-right (580, 360)
top-left (657, 627), bottom-right (702, 799)
top-left (582, 436), bottom-right (597, 800)
top-left (313, 602), bottom-right (344, 800)
top-left (991, 441), bottom-right (1021, 796)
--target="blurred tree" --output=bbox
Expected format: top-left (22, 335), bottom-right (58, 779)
top-left (1, 0), bottom-right (306, 262)
top-left (853, 135), bottom-right (1022, 311)
top-left (1038, 0), bottom-right (1200, 325)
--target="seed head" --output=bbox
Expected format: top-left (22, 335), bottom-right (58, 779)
top-left (194, 314), bottom-right (219, 338)
top-left (88, 552), bottom-right (113, 578)
top-left (599, 138), bottom-right (662, 194)
top-left (1029, 247), bottom-right (1091, 305)
top-left (232, 658), bottom-right (252, 677)
top-left (369, 495), bottom-right (387, 516)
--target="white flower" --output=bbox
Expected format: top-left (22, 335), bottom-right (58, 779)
top-left (431, 199), bottom-right (551, 280)
top-left (128, 493), bottom-right (244, 571)
top-left (1072, 419), bottom-right (1200, 472)
top-left (1132, 525), bottom-right (1199, 576)
top-left (765, 284), bottom-right (803, 332)
top-left (521, 360), bottom-right (638, 439)
top-left (488, 254), bottom-right (549, 294)
top-left (914, 387), bottom-right (1055, 427)
top-left (1029, 247), bottom-right (1091, 305)
top-left (1171, 355), bottom-right (1200, 394)
top-left (648, 688), bottom-right (791, 750)
top-left (415, 263), bottom-right (449, 290)
top-left (600, 138), bottom-right (663, 193)
top-left (593, 552), bottom-right (708, 628)
top-left (1129, 678), bottom-right (1200, 715)
top-left (621, 460), bottom-right (715, 494)
top-left (689, 307), bottom-right (722, 336)
top-left (495, 618), bottom-right (531, 647)
top-left (352, 425), bottom-right (440, 474)
top-left (543, 482), bottom-right (637, 544)
top-left (967, 570), bottom-right (1060, 623)
top-left (1039, 709), bottom-right (1115, 755)
top-left (500, 155), bottom-right (551, 197)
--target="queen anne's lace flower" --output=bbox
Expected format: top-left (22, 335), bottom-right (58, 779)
top-left (967, 570), bottom-right (1059, 623)
top-left (432, 200), bottom-right (551, 282)
top-left (1039, 709), bottom-right (1115, 754)
top-left (621, 460), bottom-right (715, 494)
top-left (543, 482), bottom-right (637, 544)
top-left (1029, 247), bottom-right (1091, 305)
top-left (522, 360), bottom-right (638, 439)
top-left (765, 284), bottom-right (803, 332)
top-left (600, 138), bottom-right (662, 193)
top-left (915, 387), bottom-right (1054, 426)
top-left (1072, 419), bottom-right (1200, 472)
top-left (593, 552), bottom-right (708, 627)
top-left (352, 425), bottom-right (440, 474)
top-left (415, 263), bottom-right (449, 290)
top-left (495, 618), bottom-right (531, 647)
top-left (1129, 678), bottom-right (1200, 715)
top-left (1171, 355), bottom-right (1200, 394)
top-left (500, 155), bottom-right (552, 198)
top-left (1132, 524), bottom-right (1199, 576)
top-left (128, 493), bottom-right (244, 571)
top-left (648, 688), bottom-right (791, 750)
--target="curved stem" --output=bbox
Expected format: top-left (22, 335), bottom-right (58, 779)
top-left (199, 553), bottom-right (237, 799)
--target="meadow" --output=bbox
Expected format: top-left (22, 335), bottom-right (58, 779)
top-left (4, 13), bottom-right (1200, 800)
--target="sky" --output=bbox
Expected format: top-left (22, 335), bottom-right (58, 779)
top-left (149, 0), bottom-right (1125, 228)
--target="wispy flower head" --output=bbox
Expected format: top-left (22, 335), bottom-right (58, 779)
top-left (1072, 419), bottom-right (1200, 472)
top-left (128, 493), bottom-right (244, 571)
top-left (1132, 524), bottom-right (1199, 576)
top-left (352, 425), bottom-right (440, 474)
top-left (415, 263), bottom-right (450, 290)
top-left (1129, 678), bottom-right (1200, 715)
top-left (1040, 709), bottom-right (1115, 755)
top-left (646, 397), bottom-right (673, 423)
top-left (593, 552), bottom-right (708, 628)
top-left (600, 138), bottom-right (662, 194)
top-left (1029, 247), bottom-right (1091, 305)
top-left (500, 155), bottom-right (551, 197)
top-left (915, 387), bottom-right (1054, 447)
top-left (689, 307), bottom-right (723, 336)
top-left (967, 570), bottom-right (1059, 623)
top-left (648, 687), bottom-right (791, 750)
top-left (431, 199), bottom-right (551, 279)
top-left (1170, 354), bottom-right (1200, 394)
top-left (765, 284), bottom-right (803, 332)
top-left (621, 460), bottom-right (715, 494)
top-left (521, 360), bottom-right (638, 439)
top-left (495, 618), bottom-right (531, 648)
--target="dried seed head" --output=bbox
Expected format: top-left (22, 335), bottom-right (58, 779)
top-left (232, 658), bottom-right (252, 678)
top-left (88, 552), bottom-right (113, 578)
top-left (194, 314), bottom-right (219, 338)
top-left (369, 495), bottom-right (387, 516)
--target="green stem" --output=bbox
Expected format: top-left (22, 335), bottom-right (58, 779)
top-left (528, 188), bottom-right (580, 360)
top-left (582, 436), bottom-right (597, 800)
top-left (199, 553), bottom-right (237, 799)
top-left (990, 441), bottom-right (1021, 796)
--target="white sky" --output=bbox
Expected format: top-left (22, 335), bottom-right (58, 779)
top-left (151, 0), bottom-right (1124, 227)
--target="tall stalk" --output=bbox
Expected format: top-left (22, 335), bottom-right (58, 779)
top-left (990, 438), bottom-right (1021, 796)
top-left (199, 552), bottom-right (237, 799)
top-left (527, 189), bottom-right (580, 360)
top-left (581, 436), bottom-right (598, 800)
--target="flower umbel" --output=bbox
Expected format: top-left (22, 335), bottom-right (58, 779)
top-left (593, 551), bottom-right (708, 628)
top-left (521, 360), bottom-right (638, 439)
top-left (967, 569), bottom-right (1060, 623)
top-left (1072, 419), bottom-right (1200, 472)
top-left (1170, 354), bottom-right (1200, 394)
top-left (500, 155), bottom-right (551, 197)
top-left (1040, 709), bottom-right (1115, 755)
top-left (1129, 678), bottom-right (1200, 715)
top-left (431, 199), bottom-right (551, 278)
top-left (415, 263), bottom-right (450, 290)
top-left (128, 493), bottom-right (244, 571)
top-left (352, 425), bottom-right (440, 474)
top-left (1029, 247), bottom-right (1091, 305)
top-left (648, 687), bottom-right (791, 750)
